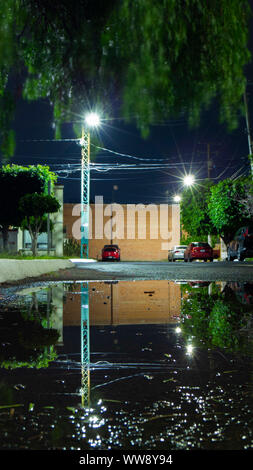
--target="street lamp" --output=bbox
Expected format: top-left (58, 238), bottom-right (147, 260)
top-left (183, 174), bottom-right (195, 187)
top-left (80, 112), bottom-right (100, 258)
top-left (173, 194), bottom-right (181, 203)
top-left (85, 112), bottom-right (100, 128)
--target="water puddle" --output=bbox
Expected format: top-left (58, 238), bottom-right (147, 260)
top-left (0, 280), bottom-right (253, 451)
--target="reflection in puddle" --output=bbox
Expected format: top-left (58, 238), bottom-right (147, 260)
top-left (0, 280), bottom-right (253, 450)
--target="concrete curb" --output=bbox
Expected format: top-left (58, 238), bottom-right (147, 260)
top-left (0, 259), bottom-right (74, 284)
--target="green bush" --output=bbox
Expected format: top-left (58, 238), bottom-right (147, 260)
top-left (63, 238), bottom-right (80, 257)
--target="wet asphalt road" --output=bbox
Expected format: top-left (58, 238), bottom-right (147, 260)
top-left (70, 259), bottom-right (253, 282)
top-left (0, 260), bottom-right (253, 303)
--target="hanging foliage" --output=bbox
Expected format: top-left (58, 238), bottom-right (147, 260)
top-left (0, 0), bottom-right (251, 155)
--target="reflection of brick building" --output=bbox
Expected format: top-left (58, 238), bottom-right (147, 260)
top-left (64, 202), bottom-right (180, 261)
top-left (63, 281), bottom-right (181, 326)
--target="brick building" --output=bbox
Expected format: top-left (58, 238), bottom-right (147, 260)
top-left (63, 201), bottom-right (180, 261)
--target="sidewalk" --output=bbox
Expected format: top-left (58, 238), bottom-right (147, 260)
top-left (0, 259), bottom-right (74, 284)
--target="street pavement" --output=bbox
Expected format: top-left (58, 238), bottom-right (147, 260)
top-left (69, 260), bottom-right (253, 282)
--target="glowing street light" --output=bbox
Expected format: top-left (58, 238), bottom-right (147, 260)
top-left (85, 112), bottom-right (100, 128)
top-left (80, 112), bottom-right (100, 258)
top-left (184, 174), bottom-right (195, 186)
top-left (173, 195), bottom-right (181, 203)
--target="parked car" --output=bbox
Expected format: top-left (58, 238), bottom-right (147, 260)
top-left (102, 244), bottom-right (120, 261)
top-left (184, 242), bottom-right (213, 262)
top-left (227, 226), bottom-right (253, 261)
top-left (168, 245), bottom-right (187, 261)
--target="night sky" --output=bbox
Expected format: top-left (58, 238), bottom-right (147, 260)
top-left (1, 6), bottom-right (253, 207)
top-left (8, 95), bottom-right (252, 205)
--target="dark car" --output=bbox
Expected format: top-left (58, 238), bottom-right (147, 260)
top-left (102, 244), bottom-right (120, 261)
top-left (184, 242), bottom-right (213, 262)
top-left (227, 226), bottom-right (253, 261)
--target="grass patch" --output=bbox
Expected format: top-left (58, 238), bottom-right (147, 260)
top-left (0, 252), bottom-right (70, 260)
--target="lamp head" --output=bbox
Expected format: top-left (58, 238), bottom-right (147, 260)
top-left (184, 174), bottom-right (195, 186)
top-left (85, 112), bottom-right (100, 128)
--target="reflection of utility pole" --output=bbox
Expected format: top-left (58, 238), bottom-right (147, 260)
top-left (111, 282), bottom-right (113, 325)
top-left (80, 282), bottom-right (90, 407)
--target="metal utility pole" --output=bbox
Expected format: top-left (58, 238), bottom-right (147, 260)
top-left (244, 90), bottom-right (253, 175)
top-left (198, 142), bottom-right (215, 179)
top-left (207, 143), bottom-right (212, 179)
top-left (80, 128), bottom-right (90, 258)
top-left (110, 185), bottom-right (118, 244)
top-left (80, 112), bottom-right (100, 258)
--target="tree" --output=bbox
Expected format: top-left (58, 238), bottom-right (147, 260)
top-left (234, 179), bottom-right (253, 218)
top-left (0, 0), bottom-right (251, 155)
top-left (102, 0), bottom-right (251, 136)
top-left (0, 0), bottom-right (117, 156)
top-left (208, 177), bottom-right (251, 246)
top-left (180, 180), bottom-right (217, 241)
top-left (19, 193), bottom-right (60, 256)
top-left (0, 164), bottom-right (57, 251)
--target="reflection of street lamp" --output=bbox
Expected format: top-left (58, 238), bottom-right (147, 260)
top-left (80, 112), bottom-right (100, 258)
top-left (186, 343), bottom-right (194, 356)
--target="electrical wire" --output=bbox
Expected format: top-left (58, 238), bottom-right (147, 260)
top-left (16, 134), bottom-right (249, 183)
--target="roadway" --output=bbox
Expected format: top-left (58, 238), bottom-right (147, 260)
top-left (69, 260), bottom-right (253, 282)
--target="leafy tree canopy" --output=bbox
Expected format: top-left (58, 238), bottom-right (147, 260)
top-left (0, 164), bottom-right (57, 190)
top-left (180, 179), bottom-right (217, 240)
top-left (208, 176), bottom-right (252, 245)
top-left (0, 0), bottom-right (251, 155)
top-left (106, 0), bottom-right (251, 136)
top-left (0, 0), bottom-right (117, 155)
top-left (19, 192), bottom-right (60, 256)
top-left (0, 164), bottom-right (57, 250)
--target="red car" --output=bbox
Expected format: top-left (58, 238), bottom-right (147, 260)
top-left (184, 242), bottom-right (213, 262)
top-left (102, 244), bottom-right (121, 261)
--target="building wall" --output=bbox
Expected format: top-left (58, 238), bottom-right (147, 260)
top-left (0, 229), bottom-right (18, 252)
top-left (64, 202), bottom-right (180, 261)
